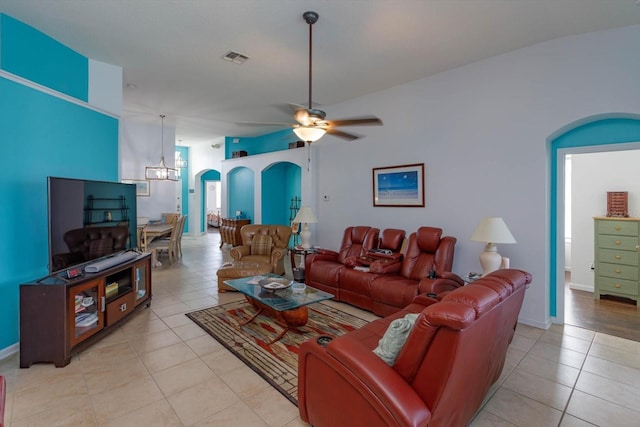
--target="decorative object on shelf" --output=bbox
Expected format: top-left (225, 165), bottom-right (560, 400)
top-left (470, 217), bottom-right (516, 277)
top-left (122, 179), bottom-right (150, 197)
top-left (373, 163), bottom-right (425, 207)
top-left (293, 206), bottom-right (318, 249)
top-left (145, 114), bottom-right (178, 181)
top-left (104, 211), bottom-right (112, 222)
top-left (232, 150), bottom-right (248, 158)
top-left (289, 196), bottom-right (301, 247)
top-left (606, 191), bottom-right (629, 217)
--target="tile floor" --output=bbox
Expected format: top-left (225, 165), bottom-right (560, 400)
top-left (2, 232), bottom-right (640, 426)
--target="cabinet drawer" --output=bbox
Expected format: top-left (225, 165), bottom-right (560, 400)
top-left (597, 262), bottom-right (638, 281)
top-left (598, 276), bottom-right (639, 297)
top-left (106, 291), bottom-right (135, 326)
top-left (598, 235), bottom-right (638, 251)
top-left (598, 220), bottom-right (638, 236)
top-left (598, 248), bottom-right (639, 266)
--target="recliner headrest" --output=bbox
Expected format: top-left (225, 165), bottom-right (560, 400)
top-left (415, 227), bottom-right (442, 253)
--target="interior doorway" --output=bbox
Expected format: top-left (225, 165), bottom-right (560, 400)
top-left (205, 181), bottom-right (221, 232)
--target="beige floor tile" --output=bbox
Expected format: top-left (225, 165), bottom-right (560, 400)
top-left (12, 362), bottom-right (83, 393)
top-left (175, 289), bottom-right (219, 302)
top-left (90, 375), bottom-right (165, 424)
top-left (514, 323), bottom-right (546, 340)
top-left (218, 364), bottom-right (270, 399)
top-left (508, 333), bottom-right (538, 353)
top-left (469, 410), bottom-right (517, 426)
top-left (184, 297), bottom-right (218, 310)
top-left (502, 368), bottom-right (572, 410)
top-left (527, 341), bottom-right (587, 369)
top-left (559, 413), bottom-right (598, 427)
top-left (582, 355), bottom-right (640, 388)
top-left (243, 385), bottom-right (300, 426)
top-left (517, 353), bottom-right (581, 387)
top-left (185, 334), bottom-right (224, 357)
top-left (549, 324), bottom-right (596, 342)
top-left (141, 342), bottom-right (198, 373)
top-left (152, 294), bottom-right (186, 308)
top-left (566, 390), bottom-right (640, 427)
top-left (11, 395), bottom-right (96, 427)
top-left (167, 377), bottom-right (241, 425)
top-left (100, 399), bottom-right (183, 427)
top-left (119, 316), bottom-right (170, 337)
top-left (593, 332), bottom-right (640, 352)
top-left (483, 388), bottom-right (562, 427)
top-left (171, 322), bottom-right (208, 341)
top-left (152, 301), bottom-right (193, 318)
top-left (11, 373), bottom-right (88, 421)
top-left (78, 341), bottom-right (139, 373)
top-left (588, 342), bottom-right (640, 370)
top-left (191, 401), bottom-right (268, 427)
top-left (575, 370), bottom-right (640, 411)
top-left (540, 330), bottom-right (592, 354)
top-left (152, 358), bottom-right (217, 397)
top-left (200, 349), bottom-right (246, 375)
top-left (162, 312), bottom-right (196, 328)
top-left (127, 329), bottom-right (183, 355)
top-left (84, 357), bottom-right (151, 394)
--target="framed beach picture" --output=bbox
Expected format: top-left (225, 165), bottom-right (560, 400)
top-left (372, 163), bottom-right (425, 207)
top-left (122, 179), bottom-right (150, 197)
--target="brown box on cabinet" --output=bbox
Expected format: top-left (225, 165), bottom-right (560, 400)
top-left (607, 191), bottom-right (629, 217)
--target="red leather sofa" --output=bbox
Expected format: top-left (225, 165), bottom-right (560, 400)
top-left (306, 226), bottom-right (457, 317)
top-left (298, 269), bottom-right (533, 427)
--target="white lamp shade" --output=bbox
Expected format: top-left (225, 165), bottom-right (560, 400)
top-left (470, 217), bottom-right (516, 244)
top-left (293, 126), bottom-right (326, 142)
top-left (293, 206), bottom-right (318, 224)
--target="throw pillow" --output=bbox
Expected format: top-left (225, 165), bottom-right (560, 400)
top-left (373, 313), bottom-right (419, 366)
top-left (251, 234), bottom-right (273, 256)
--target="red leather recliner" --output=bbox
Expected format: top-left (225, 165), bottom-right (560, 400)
top-left (298, 269), bottom-right (533, 427)
top-left (305, 226), bottom-right (380, 296)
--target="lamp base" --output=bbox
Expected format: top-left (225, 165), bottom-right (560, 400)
top-left (300, 224), bottom-right (312, 249)
top-left (479, 243), bottom-right (502, 277)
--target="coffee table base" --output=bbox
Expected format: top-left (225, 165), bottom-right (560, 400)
top-left (243, 296), bottom-right (309, 344)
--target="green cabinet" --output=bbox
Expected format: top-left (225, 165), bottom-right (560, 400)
top-left (594, 217), bottom-right (640, 302)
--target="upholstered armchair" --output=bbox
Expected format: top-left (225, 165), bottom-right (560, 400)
top-left (229, 224), bottom-right (292, 275)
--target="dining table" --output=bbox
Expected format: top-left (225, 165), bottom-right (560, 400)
top-left (140, 223), bottom-right (174, 252)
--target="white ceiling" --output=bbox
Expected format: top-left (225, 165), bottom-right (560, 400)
top-left (3, 0), bottom-right (640, 145)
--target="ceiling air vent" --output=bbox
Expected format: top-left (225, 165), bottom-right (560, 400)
top-left (222, 51), bottom-right (249, 65)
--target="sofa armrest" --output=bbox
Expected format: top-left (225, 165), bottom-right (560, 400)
top-left (270, 247), bottom-right (287, 264)
top-left (369, 258), bottom-right (402, 274)
top-left (299, 338), bottom-right (431, 427)
top-left (229, 245), bottom-right (250, 260)
top-left (418, 273), bottom-right (465, 295)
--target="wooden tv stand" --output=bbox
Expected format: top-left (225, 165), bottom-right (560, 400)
top-left (19, 252), bottom-right (152, 368)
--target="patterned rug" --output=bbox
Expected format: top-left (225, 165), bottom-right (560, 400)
top-left (185, 299), bottom-right (368, 406)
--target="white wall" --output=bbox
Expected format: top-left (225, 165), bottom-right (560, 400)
top-left (570, 149), bottom-right (640, 291)
top-left (120, 119), bottom-right (177, 219)
top-left (307, 25), bottom-right (640, 328)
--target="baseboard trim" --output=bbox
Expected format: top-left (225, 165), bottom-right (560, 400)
top-left (568, 282), bottom-right (593, 292)
top-left (0, 342), bottom-right (19, 361)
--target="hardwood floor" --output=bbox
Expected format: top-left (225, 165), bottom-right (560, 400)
top-left (565, 277), bottom-right (640, 342)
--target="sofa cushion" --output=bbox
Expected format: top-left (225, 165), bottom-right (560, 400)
top-left (373, 313), bottom-right (418, 365)
top-left (251, 234), bottom-right (273, 255)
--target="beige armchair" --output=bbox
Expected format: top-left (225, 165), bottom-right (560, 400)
top-left (229, 224), bottom-right (292, 275)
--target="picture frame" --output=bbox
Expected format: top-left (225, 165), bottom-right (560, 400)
top-left (122, 179), bottom-right (150, 197)
top-left (372, 163), bottom-right (425, 207)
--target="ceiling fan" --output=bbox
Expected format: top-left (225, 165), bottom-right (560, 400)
top-left (239, 11), bottom-right (383, 143)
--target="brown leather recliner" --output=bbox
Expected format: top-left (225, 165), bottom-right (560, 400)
top-left (229, 224), bottom-right (292, 275)
top-left (304, 226), bottom-right (380, 296)
top-left (298, 269), bottom-right (533, 427)
top-left (52, 225), bottom-right (129, 271)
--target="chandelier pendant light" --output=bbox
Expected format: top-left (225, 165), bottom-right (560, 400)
top-left (145, 114), bottom-right (178, 181)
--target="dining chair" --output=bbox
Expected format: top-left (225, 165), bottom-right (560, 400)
top-left (148, 216), bottom-right (183, 264)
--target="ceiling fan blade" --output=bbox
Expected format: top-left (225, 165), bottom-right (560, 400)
top-left (326, 117), bottom-right (383, 127)
top-left (235, 121), bottom-right (293, 127)
top-left (326, 128), bottom-right (359, 141)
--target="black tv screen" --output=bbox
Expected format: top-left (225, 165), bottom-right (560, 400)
top-left (47, 177), bottom-right (138, 275)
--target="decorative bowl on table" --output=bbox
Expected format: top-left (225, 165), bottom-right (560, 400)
top-left (258, 277), bottom-right (293, 291)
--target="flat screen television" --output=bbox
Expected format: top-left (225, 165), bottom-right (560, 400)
top-left (47, 176), bottom-right (138, 275)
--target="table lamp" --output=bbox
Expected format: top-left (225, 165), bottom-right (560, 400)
top-left (293, 206), bottom-right (318, 249)
top-left (470, 217), bottom-right (516, 276)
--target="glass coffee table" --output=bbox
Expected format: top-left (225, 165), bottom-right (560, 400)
top-left (223, 274), bottom-right (334, 343)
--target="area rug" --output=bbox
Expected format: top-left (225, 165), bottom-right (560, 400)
top-left (185, 299), bottom-right (368, 405)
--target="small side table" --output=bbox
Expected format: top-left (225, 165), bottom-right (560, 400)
top-left (290, 246), bottom-right (317, 275)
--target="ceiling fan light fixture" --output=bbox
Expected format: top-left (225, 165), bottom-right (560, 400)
top-left (294, 126), bottom-right (326, 143)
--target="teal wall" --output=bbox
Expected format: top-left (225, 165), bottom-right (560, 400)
top-left (225, 128), bottom-right (297, 159)
top-left (549, 117), bottom-right (640, 317)
top-left (262, 162), bottom-right (301, 226)
top-left (0, 14), bottom-right (88, 101)
top-left (176, 146), bottom-right (189, 231)
top-left (200, 169), bottom-right (221, 232)
top-left (0, 15), bottom-right (118, 350)
top-left (228, 167), bottom-right (254, 221)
